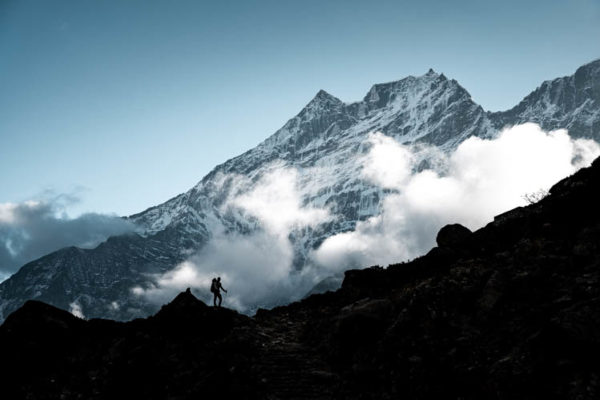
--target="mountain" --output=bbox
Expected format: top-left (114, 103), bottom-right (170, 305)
top-left (491, 59), bottom-right (600, 137)
top-left (2, 155), bottom-right (600, 399)
top-left (1, 59), bottom-right (599, 322)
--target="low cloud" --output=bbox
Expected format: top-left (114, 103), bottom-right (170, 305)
top-left (69, 301), bottom-right (85, 319)
top-left (0, 193), bottom-right (134, 279)
top-left (133, 167), bottom-right (331, 312)
top-left (312, 123), bottom-right (600, 270)
top-left (133, 123), bottom-right (600, 313)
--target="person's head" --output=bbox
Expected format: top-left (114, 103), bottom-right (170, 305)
top-left (217, 277), bottom-right (221, 282)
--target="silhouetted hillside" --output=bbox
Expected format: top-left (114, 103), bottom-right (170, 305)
top-left (2, 157), bottom-right (600, 399)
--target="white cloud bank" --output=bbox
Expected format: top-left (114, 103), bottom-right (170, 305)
top-left (0, 194), bottom-right (134, 279)
top-left (313, 123), bottom-right (600, 270)
top-left (133, 167), bottom-right (331, 312)
top-left (134, 123), bottom-right (600, 313)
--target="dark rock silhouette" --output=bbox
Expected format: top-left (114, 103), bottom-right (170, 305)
top-left (436, 223), bottom-right (472, 248)
top-left (2, 157), bottom-right (600, 398)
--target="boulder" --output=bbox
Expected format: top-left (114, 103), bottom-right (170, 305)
top-left (436, 223), bottom-right (472, 248)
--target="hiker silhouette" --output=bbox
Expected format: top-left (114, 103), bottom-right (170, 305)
top-left (210, 277), bottom-right (227, 307)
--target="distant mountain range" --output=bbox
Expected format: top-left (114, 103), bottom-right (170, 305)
top-left (1, 59), bottom-right (599, 322)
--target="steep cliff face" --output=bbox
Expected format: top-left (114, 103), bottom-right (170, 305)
top-left (2, 156), bottom-right (600, 399)
top-left (0, 233), bottom-right (189, 321)
top-left (1, 60), bottom-right (599, 322)
top-left (491, 59), bottom-right (600, 139)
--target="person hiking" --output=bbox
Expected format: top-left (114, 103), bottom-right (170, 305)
top-left (210, 277), bottom-right (227, 307)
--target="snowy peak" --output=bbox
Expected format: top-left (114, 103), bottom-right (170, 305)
top-left (522, 58), bottom-right (600, 111)
top-left (258, 88), bottom-right (350, 154)
top-left (212, 68), bottom-right (488, 171)
top-left (313, 89), bottom-right (342, 104)
top-left (491, 58), bottom-right (600, 139)
top-left (298, 89), bottom-right (344, 119)
top-left (572, 59), bottom-right (600, 104)
top-left (362, 69), bottom-right (448, 107)
top-left (356, 70), bottom-right (482, 141)
top-left (574, 58), bottom-right (600, 84)
top-left (341, 69), bottom-right (488, 147)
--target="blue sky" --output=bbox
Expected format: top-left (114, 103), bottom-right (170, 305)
top-left (1, 0), bottom-right (599, 217)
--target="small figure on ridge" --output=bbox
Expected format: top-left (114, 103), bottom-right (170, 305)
top-left (210, 277), bottom-right (227, 307)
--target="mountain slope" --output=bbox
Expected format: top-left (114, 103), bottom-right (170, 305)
top-left (491, 59), bottom-right (600, 137)
top-left (0, 233), bottom-right (185, 321)
top-left (1, 59), bottom-right (599, 322)
top-left (2, 155), bottom-right (600, 399)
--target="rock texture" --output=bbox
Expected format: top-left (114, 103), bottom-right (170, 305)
top-left (492, 59), bottom-right (600, 138)
top-left (1, 60), bottom-right (600, 322)
top-left (2, 154), bottom-right (600, 399)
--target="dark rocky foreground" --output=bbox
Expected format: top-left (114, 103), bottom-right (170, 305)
top-left (2, 158), bottom-right (600, 399)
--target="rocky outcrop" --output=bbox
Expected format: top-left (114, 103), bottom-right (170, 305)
top-left (435, 223), bottom-right (472, 248)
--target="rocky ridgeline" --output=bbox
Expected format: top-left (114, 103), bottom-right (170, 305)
top-left (1, 156), bottom-right (600, 398)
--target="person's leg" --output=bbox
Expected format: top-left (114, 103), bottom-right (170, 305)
top-left (213, 292), bottom-right (218, 307)
top-left (217, 293), bottom-right (222, 307)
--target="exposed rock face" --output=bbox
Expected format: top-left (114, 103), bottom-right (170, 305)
top-left (2, 155), bottom-right (600, 399)
top-left (1, 60), bottom-right (600, 322)
top-left (491, 59), bottom-right (600, 139)
top-left (0, 234), bottom-right (184, 322)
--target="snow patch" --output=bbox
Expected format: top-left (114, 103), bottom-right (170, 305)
top-left (69, 301), bottom-right (85, 319)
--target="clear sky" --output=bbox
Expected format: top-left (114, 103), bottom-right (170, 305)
top-left (1, 0), bottom-right (599, 217)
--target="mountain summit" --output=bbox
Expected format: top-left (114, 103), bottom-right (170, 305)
top-left (1, 60), bottom-right (600, 321)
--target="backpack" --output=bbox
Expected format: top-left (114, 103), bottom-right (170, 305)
top-left (210, 280), bottom-right (217, 293)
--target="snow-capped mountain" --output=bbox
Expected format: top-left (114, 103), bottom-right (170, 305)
top-left (130, 69), bottom-right (493, 242)
top-left (491, 59), bottom-right (600, 137)
top-left (1, 59), bottom-right (599, 322)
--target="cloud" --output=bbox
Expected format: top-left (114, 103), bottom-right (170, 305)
top-left (227, 166), bottom-right (330, 235)
top-left (133, 166), bottom-right (331, 312)
top-left (0, 193), bottom-right (134, 278)
top-left (69, 301), bottom-right (85, 319)
top-left (312, 124), bottom-right (600, 270)
top-left (361, 132), bottom-right (414, 188)
top-left (134, 124), bottom-right (600, 313)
